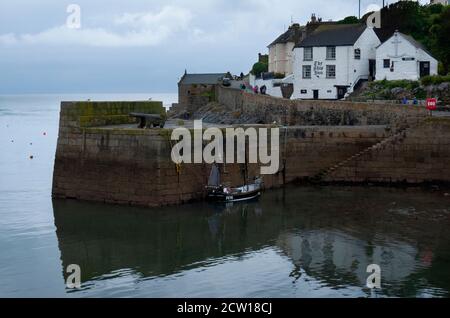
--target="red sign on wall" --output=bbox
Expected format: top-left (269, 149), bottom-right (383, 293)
top-left (426, 98), bottom-right (437, 111)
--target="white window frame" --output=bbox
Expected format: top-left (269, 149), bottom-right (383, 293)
top-left (326, 65), bottom-right (336, 79)
top-left (303, 47), bottom-right (313, 61)
top-left (303, 65), bottom-right (312, 79)
top-left (326, 46), bottom-right (336, 60)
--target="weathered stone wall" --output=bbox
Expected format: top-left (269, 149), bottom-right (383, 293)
top-left (53, 102), bottom-right (390, 207)
top-left (216, 86), bottom-right (428, 127)
top-left (53, 101), bottom-right (450, 208)
top-left (58, 101), bottom-right (166, 129)
top-left (178, 83), bottom-right (216, 114)
top-left (326, 118), bottom-right (450, 183)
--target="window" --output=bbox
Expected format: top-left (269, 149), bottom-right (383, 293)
top-left (303, 65), bottom-right (312, 79)
top-left (326, 65), bottom-right (336, 79)
top-left (304, 47), bottom-right (313, 61)
top-left (383, 59), bottom-right (390, 68)
top-left (354, 49), bottom-right (361, 60)
top-left (326, 46), bottom-right (336, 60)
top-left (301, 89), bottom-right (307, 94)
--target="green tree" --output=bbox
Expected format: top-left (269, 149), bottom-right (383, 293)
top-left (431, 7), bottom-right (450, 74)
top-left (373, 2), bottom-right (449, 75)
top-left (250, 62), bottom-right (268, 77)
top-left (338, 16), bottom-right (359, 24)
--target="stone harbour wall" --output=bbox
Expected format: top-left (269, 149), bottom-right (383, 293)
top-left (326, 118), bottom-right (450, 184)
top-left (52, 102), bottom-right (392, 207)
top-left (53, 100), bottom-right (450, 208)
top-left (216, 86), bottom-right (428, 127)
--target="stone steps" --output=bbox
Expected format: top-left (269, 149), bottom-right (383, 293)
top-left (311, 122), bottom-right (421, 183)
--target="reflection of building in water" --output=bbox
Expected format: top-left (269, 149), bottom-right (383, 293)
top-left (52, 185), bottom-right (450, 296)
top-left (277, 230), bottom-right (418, 286)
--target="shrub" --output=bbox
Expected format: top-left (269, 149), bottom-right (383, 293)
top-left (372, 79), bottom-right (419, 90)
top-left (438, 62), bottom-right (446, 75)
top-left (421, 75), bottom-right (450, 86)
top-left (414, 88), bottom-right (427, 99)
top-left (250, 62), bottom-right (268, 77)
top-left (337, 16), bottom-right (360, 24)
top-left (201, 90), bottom-right (216, 101)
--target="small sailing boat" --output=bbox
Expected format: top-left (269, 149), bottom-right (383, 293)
top-left (206, 164), bottom-right (263, 203)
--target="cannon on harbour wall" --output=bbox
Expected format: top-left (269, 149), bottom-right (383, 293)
top-left (129, 112), bottom-right (166, 129)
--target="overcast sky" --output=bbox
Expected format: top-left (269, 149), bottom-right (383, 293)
top-left (0, 0), bottom-right (428, 94)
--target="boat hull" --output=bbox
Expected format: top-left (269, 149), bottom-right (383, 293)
top-left (207, 189), bottom-right (261, 203)
top-left (206, 177), bottom-right (263, 203)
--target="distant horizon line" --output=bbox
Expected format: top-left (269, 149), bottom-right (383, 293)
top-left (0, 92), bottom-right (177, 95)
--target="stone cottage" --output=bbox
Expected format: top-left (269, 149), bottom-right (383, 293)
top-left (177, 71), bottom-right (226, 114)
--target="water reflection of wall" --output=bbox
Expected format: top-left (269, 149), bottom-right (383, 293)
top-left (53, 186), bottom-right (450, 295)
top-left (277, 231), bottom-right (418, 287)
top-left (52, 199), bottom-right (273, 283)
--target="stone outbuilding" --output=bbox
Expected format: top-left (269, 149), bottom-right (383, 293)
top-left (177, 71), bottom-right (226, 114)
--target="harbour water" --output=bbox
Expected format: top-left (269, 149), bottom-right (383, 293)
top-left (0, 94), bottom-right (449, 298)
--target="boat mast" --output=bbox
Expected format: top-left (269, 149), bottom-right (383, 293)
top-left (241, 139), bottom-right (249, 188)
top-left (245, 140), bottom-right (249, 188)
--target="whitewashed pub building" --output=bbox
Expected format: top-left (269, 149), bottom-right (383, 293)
top-left (291, 24), bottom-right (381, 100)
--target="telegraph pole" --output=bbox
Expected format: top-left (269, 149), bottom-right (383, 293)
top-left (359, 0), bottom-right (361, 19)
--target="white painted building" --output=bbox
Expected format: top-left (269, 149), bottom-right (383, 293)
top-left (268, 23), bottom-right (303, 76)
top-left (292, 24), bottom-right (381, 100)
top-left (375, 31), bottom-right (438, 81)
top-left (249, 74), bottom-right (283, 98)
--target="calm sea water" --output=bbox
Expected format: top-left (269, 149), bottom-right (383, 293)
top-left (0, 94), bottom-right (450, 298)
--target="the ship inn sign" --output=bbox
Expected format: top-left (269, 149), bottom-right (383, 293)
top-left (313, 61), bottom-right (324, 77)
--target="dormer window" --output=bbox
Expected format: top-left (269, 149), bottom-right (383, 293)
top-left (326, 46), bottom-right (336, 60)
top-left (354, 49), bottom-right (361, 60)
top-left (304, 47), bottom-right (313, 61)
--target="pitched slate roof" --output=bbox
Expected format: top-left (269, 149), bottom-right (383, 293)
top-left (179, 73), bottom-right (226, 85)
top-left (268, 24), bottom-right (304, 47)
top-left (295, 23), bottom-right (367, 47)
top-left (400, 33), bottom-right (423, 49)
top-left (378, 32), bottom-right (434, 57)
top-left (401, 33), bottom-right (433, 56)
